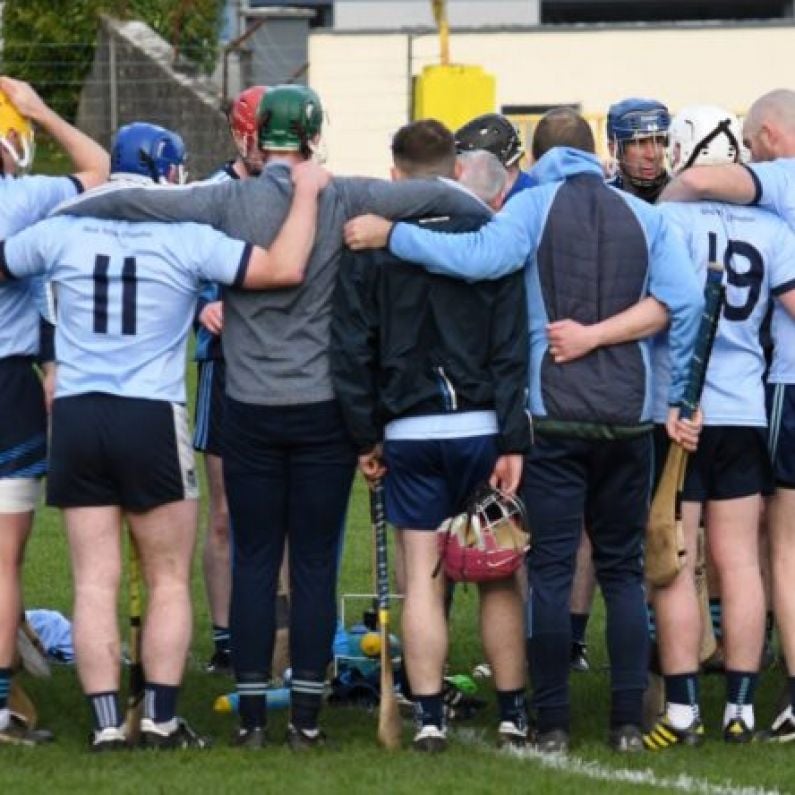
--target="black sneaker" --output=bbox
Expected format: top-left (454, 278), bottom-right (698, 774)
top-left (643, 715), bottom-right (704, 750)
top-left (286, 723), bottom-right (327, 751)
top-left (609, 724), bottom-right (645, 753)
top-left (205, 649), bottom-right (232, 675)
top-left (140, 717), bottom-right (211, 749)
top-left (723, 717), bottom-right (754, 744)
top-left (535, 728), bottom-right (569, 754)
top-left (758, 707), bottom-right (795, 744)
top-left (412, 724), bottom-right (447, 753)
top-left (88, 726), bottom-right (127, 752)
top-left (0, 714), bottom-right (54, 747)
top-left (232, 725), bottom-right (267, 749)
top-left (570, 642), bottom-right (590, 673)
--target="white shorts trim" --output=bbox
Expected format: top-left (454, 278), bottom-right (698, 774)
top-left (171, 403), bottom-right (199, 500)
top-left (385, 410), bottom-right (498, 441)
top-left (0, 478), bottom-right (41, 513)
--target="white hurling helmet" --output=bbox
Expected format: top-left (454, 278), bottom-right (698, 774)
top-left (667, 105), bottom-right (743, 175)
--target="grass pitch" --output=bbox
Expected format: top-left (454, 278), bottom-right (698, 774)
top-left (5, 476), bottom-right (794, 795)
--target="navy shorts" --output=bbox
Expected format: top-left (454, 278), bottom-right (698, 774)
top-left (682, 425), bottom-right (772, 501)
top-left (383, 435), bottom-right (499, 530)
top-left (47, 393), bottom-right (199, 511)
top-left (193, 359), bottom-right (226, 456)
top-left (767, 382), bottom-right (795, 489)
top-left (0, 356), bottom-right (47, 480)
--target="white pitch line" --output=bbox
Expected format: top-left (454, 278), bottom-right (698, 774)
top-left (454, 728), bottom-right (782, 795)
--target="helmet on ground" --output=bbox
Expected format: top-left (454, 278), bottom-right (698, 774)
top-left (0, 89), bottom-right (34, 170)
top-left (607, 98), bottom-right (670, 143)
top-left (257, 84), bottom-right (323, 154)
top-left (454, 113), bottom-right (524, 168)
top-left (229, 85), bottom-right (268, 154)
top-left (436, 485), bottom-right (530, 583)
top-left (667, 105), bottom-right (742, 175)
top-left (110, 122), bottom-right (186, 183)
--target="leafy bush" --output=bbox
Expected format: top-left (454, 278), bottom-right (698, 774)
top-left (1, 0), bottom-right (223, 120)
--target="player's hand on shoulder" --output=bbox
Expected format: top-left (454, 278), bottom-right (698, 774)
top-left (666, 406), bottom-right (702, 453)
top-left (199, 301), bottom-right (223, 336)
top-left (291, 159), bottom-right (331, 194)
top-left (0, 76), bottom-right (49, 123)
top-left (546, 319), bottom-right (598, 363)
top-left (344, 214), bottom-right (393, 251)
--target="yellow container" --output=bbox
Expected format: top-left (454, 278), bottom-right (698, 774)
top-left (413, 64), bottom-right (496, 129)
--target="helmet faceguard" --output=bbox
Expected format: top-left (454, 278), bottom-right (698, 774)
top-left (667, 105), bottom-right (742, 176)
top-left (0, 90), bottom-right (35, 173)
top-left (454, 113), bottom-right (524, 168)
top-left (111, 122), bottom-right (187, 184)
top-left (436, 485), bottom-right (530, 583)
top-left (607, 98), bottom-right (671, 190)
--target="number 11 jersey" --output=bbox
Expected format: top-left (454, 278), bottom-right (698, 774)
top-left (0, 214), bottom-right (250, 403)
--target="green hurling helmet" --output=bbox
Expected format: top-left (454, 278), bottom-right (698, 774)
top-left (257, 84), bottom-right (323, 153)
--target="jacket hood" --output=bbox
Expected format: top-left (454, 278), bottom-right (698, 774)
top-left (531, 147), bottom-right (604, 184)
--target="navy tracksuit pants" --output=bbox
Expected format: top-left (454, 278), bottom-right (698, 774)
top-left (523, 433), bottom-right (651, 733)
top-left (222, 397), bottom-right (357, 722)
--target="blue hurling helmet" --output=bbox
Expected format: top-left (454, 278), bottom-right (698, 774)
top-left (607, 98), bottom-right (670, 143)
top-left (111, 122), bottom-right (186, 183)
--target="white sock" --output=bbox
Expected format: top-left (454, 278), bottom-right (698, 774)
top-left (0, 707), bottom-right (9, 731)
top-left (723, 702), bottom-right (754, 729)
top-left (666, 702), bottom-right (698, 730)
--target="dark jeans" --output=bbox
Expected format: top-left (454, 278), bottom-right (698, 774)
top-left (223, 398), bottom-right (357, 688)
top-left (523, 433), bottom-right (651, 732)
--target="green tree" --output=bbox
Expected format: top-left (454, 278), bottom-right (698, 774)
top-left (1, 0), bottom-right (223, 120)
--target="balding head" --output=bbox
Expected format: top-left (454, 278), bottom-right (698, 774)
top-left (531, 108), bottom-right (595, 161)
top-left (457, 150), bottom-right (508, 210)
top-left (744, 89), bottom-right (795, 161)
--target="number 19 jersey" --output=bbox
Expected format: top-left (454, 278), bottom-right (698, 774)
top-left (655, 201), bottom-right (795, 425)
top-left (1, 215), bottom-right (251, 403)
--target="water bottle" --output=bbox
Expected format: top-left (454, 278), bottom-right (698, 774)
top-left (213, 687), bottom-right (290, 713)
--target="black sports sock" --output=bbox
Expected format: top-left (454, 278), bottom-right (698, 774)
top-left (212, 625), bottom-right (231, 655)
top-left (496, 688), bottom-right (528, 730)
top-left (0, 667), bottom-right (11, 712)
top-left (414, 693), bottom-right (444, 728)
top-left (144, 682), bottom-right (179, 724)
top-left (570, 613), bottom-right (589, 645)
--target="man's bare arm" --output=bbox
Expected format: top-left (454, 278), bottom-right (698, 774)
top-left (659, 164), bottom-right (756, 204)
top-left (242, 161), bottom-right (328, 289)
top-left (0, 76), bottom-right (109, 189)
top-left (547, 297), bottom-right (668, 364)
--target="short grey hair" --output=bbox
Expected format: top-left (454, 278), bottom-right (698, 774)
top-left (457, 150), bottom-right (508, 205)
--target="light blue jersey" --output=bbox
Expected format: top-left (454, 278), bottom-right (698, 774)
top-left (1, 215), bottom-right (251, 402)
top-left (747, 159), bottom-right (795, 384)
top-left (388, 147), bottom-right (703, 423)
top-left (0, 175), bottom-right (81, 359)
top-left (653, 201), bottom-right (795, 425)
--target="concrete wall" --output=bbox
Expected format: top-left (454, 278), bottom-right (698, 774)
top-left (77, 16), bottom-right (234, 180)
top-left (310, 22), bottom-right (795, 176)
